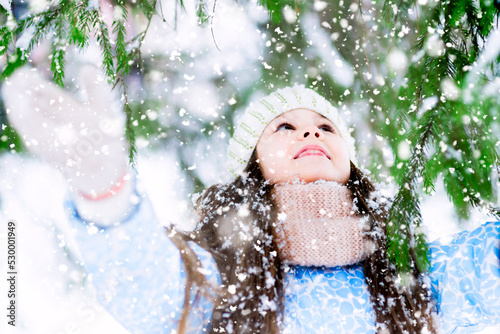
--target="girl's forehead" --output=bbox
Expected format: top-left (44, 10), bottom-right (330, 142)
top-left (273, 108), bottom-right (331, 122)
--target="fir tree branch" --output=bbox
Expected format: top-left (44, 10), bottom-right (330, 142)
top-left (113, 1), bottom-right (130, 77)
top-left (113, 1), bottom-right (137, 167)
top-left (51, 13), bottom-right (67, 86)
top-left (196, 0), bottom-right (209, 25)
top-left (93, 9), bottom-right (115, 83)
top-left (382, 0), bottom-right (412, 24)
top-left (388, 108), bottom-right (436, 273)
top-left (0, 26), bottom-right (13, 57)
top-left (126, 7), bottom-right (154, 76)
top-left (2, 14), bottom-right (52, 79)
top-left (137, 0), bottom-right (157, 19)
top-left (68, 0), bottom-right (92, 48)
top-left (382, 0), bottom-right (500, 274)
top-left (116, 77), bottom-right (137, 169)
top-left (257, 0), bottom-right (295, 24)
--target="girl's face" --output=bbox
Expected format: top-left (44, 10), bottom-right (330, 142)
top-left (256, 108), bottom-right (351, 184)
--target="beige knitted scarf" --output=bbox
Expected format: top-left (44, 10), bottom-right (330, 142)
top-left (273, 181), bottom-right (368, 267)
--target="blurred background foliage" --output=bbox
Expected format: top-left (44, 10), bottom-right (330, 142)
top-left (1, 0), bottom-right (500, 272)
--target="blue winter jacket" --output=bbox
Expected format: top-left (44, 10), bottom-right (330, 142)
top-left (65, 192), bottom-right (500, 333)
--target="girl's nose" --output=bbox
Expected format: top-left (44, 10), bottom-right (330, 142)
top-left (298, 125), bottom-right (324, 141)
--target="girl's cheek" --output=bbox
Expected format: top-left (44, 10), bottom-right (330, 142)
top-left (276, 150), bottom-right (287, 158)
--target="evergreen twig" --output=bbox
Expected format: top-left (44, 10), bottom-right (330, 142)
top-left (383, 0), bottom-right (500, 273)
top-left (94, 9), bottom-right (115, 83)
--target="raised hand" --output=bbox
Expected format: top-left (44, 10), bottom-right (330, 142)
top-left (2, 66), bottom-right (133, 224)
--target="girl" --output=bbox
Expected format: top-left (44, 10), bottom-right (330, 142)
top-left (4, 68), bottom-right (500, 333)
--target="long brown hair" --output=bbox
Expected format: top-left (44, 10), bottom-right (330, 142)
top-left (166, 151), bottom-right (436, 333)
top-left (349, 163), bottom-right (437, 333)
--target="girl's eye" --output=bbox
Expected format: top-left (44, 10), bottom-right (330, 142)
top-left (319, 124), bottom-right (334, 133)
top-left (276, 123), bottom-right (295, 131)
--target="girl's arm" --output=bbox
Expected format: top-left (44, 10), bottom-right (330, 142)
top-left (3, 66), bottom-right (218, 332)
top-left (429, 221), bottom-right (500, 333)
top-left (65, 182), bottom-right (218, 333)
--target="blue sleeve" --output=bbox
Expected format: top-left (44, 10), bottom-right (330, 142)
top-left (428, 221), bottom-right (500, 333)
top-left (65, 190), bottom-right (220, 334)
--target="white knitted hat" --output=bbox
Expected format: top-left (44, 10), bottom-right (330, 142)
top-left (227, 85), bottom-right (357, 177)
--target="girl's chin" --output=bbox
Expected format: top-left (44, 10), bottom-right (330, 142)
top-left (293, 163), bottom-right (350, 184)
top-left (270, 172), bottom-right (350, 185)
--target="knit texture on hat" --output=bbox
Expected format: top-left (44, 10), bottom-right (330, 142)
top-left (227, 85), bottom-right (356, 177)
top-left (273, 181), bottom-right (367, 267)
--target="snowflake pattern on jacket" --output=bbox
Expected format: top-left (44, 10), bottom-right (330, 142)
top-left (65, 192), bottom-right (500, 334)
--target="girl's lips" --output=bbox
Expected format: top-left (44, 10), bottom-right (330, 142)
top-left (294, 145), bottom-right (331, 160)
